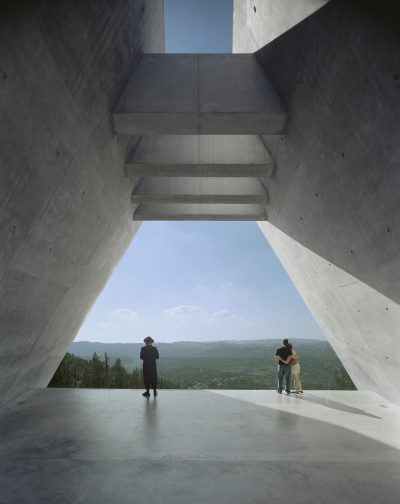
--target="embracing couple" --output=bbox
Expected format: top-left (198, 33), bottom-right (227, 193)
top-left (275, 338), bottom-right (303, 395)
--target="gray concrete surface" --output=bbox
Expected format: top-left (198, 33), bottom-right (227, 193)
top-left (127, 163), bottom-right (272, 178)
top-left (126, 135), bottom-right (272, 219)
top-left (113, 54), bottom-right (288, 134)
top-left (231, 0), bottom-right (400, 403)
top-left (132, 194), bottom-right (268, 204)
top-left (233, 0), bottom-right (330, 52)
top-left (1, 388), bottom-right (399, 503)
top-left (127, 135), bottom-right (273, 166)
top-left (1, 0), bottom-right (399, 427)
top-left (0, 0), bottom-right (164, 406)
top-left (133, 203), bottom-right (268, 221)
top-left (132, 177), bottom-right (269, 199)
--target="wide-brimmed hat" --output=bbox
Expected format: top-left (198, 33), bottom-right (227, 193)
top-left (143, 336), bottom-right (154, 344)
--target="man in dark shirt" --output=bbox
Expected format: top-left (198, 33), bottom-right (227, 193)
top-left (140, 336), bottom-right (159, 397)
top-left (275, 338), bottom-right (292, 394)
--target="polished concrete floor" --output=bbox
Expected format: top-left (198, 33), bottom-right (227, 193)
top-left (1, 388), bottom-right (400, 503)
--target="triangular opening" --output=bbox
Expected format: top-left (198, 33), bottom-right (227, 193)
top-left (49, 222), bottom-right (355, 391)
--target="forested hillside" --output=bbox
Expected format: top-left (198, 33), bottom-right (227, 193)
top-left (48, 339), bottom-right (355, 390)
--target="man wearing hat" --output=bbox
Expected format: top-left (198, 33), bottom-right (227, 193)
top-left (140, 336), bottom-right (160, 397)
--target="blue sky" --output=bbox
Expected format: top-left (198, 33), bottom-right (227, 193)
top-left (164, 0), bottom-right (232, 53)
top-left (75, 0), bottom-right (325, 344)
top-left (75, 222), bottom-right (325, 343)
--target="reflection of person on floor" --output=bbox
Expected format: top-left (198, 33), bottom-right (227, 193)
top-left (280, 343), bottom-right (303, 395)
top-left (140, 336), bottom-right (159, 397)
top-left (275, 338), bottom-right (292, 395)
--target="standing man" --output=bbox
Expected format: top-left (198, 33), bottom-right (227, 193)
top-left (140, 336), bottom-right (159, 397)
top-left (275, 338), bottom-right (292, 395)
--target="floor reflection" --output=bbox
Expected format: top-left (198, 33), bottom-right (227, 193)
top-left (143, 396), bottom-right (159, 446)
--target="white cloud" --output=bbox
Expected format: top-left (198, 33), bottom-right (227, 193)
top-left (163, 305), bottom-right (245, 326)
top-left (210, 309), bottom-right (244, 322)
top-left (111, 308), bottom-right (138, 321)
top-left (98, 322), bottom-right (119, 330)
top-left (164, 304), bottom-right (202, 318)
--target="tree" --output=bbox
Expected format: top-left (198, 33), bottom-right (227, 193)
top-left (90, 352), bottom-right (105, 387)
top-left (110, 358), bottom-right (128, 388)
top-left (104, 352), bottom-right (110, 388)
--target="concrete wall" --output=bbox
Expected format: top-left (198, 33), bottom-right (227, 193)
top-left (234, 0), bottom-right (400, 402)
top-left (0, 0), bottom-right (164, 405)
top-left (2, 0), bottom-right (399, 407)
top-left (233, 0), bottom-right (330, 52)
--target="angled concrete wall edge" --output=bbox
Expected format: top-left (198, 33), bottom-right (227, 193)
top-left (258, 222), bottom-right (400, 402)
top-left (0, 0), bottom-right (163, 406)
top-left (236, 0), bottom-right (400, 403)
top-left (233, 0), bottom-right (331, 53)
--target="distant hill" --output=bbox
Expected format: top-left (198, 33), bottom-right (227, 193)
top-left (70, 339), bottom-right (324, 365)
top-left (68, 339), bottom-right (355, 390)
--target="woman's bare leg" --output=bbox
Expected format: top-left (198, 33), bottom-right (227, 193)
top-left (293, 373), bottom-right (300, 392)
top-left (297, 374), bottom-right (303, 392)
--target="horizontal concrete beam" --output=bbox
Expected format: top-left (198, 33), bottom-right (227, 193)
top-left (126, 164), bottom-right (272, 177)
top-left (127, 135), bottom-right (273, 164)
top-left (125, 135), bottom-right (274, 177)
top-left (134, 213), bottom-right (268, 221)
top-left (131, 194), bottom-right (269, 204)
top-left (113, 54), bottom-right (288, 135)
top-left (131, 176), bottom-right (269, 204)
top-left (132, 176), bottom-right (269, 196)
top-left (132, 202), bottom-right (268, 221)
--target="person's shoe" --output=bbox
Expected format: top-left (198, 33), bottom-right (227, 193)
top-left (277, 390), bottom-right (282, 394)
top-left (286, 391), bottom-right (291, 395)
top-left (299, 391), bottom-right (304, 394)
top-left (142, 391), bottom-right (150, 397)
top-left (153, 389), bottom-right (158, 396)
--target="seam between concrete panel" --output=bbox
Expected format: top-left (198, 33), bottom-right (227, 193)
top-left (338, 281), bottom-right (362, 289)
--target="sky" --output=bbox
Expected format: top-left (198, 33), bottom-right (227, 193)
top-left (164, 0), bottom-right (233, 53)
top-left (75, 0), bottom-right (325, 344)
top-left (75, 221), bottom-right (325, 343)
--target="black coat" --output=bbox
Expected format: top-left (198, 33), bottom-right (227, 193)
top-left (140, 345), bottom-right (159, 387)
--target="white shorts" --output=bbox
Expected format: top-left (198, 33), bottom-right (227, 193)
top-left (291, 363), bottom-right (300, 375)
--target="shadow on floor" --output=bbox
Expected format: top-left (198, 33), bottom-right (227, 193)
top-left (300, 392), bottom-right (382, 419)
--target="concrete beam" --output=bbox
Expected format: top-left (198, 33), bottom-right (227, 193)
top-left (134, 213), bottom-right (268, 221)
top-left (133, 203), bottom-right (268, 221)
top-left (126, 164), bottom-right (272, 178)
top-left (113, 54), bottom-right (288, 135)
top-left (132, 194), bottom-right (268, 204)
top-left (125, 135), bottom-right (274, 177)
top-left (127, 135), bottom-right (273, 164)
top-left (132, 176), bottom-right (269, 195)
top-left (131, 176), bottom-right (269, 204)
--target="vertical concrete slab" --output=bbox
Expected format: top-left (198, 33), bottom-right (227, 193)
top-left (233, 0), bottom-right (330, 52)
top-left (0, 0), bottom-right (164, 406)
top-left (233, 0), bottom-right (400, 402)
top-left (258, 222), bottom-right (400, 399)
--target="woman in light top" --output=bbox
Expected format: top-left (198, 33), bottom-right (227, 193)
top-left (280, 343), bottom-right (303, 394)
